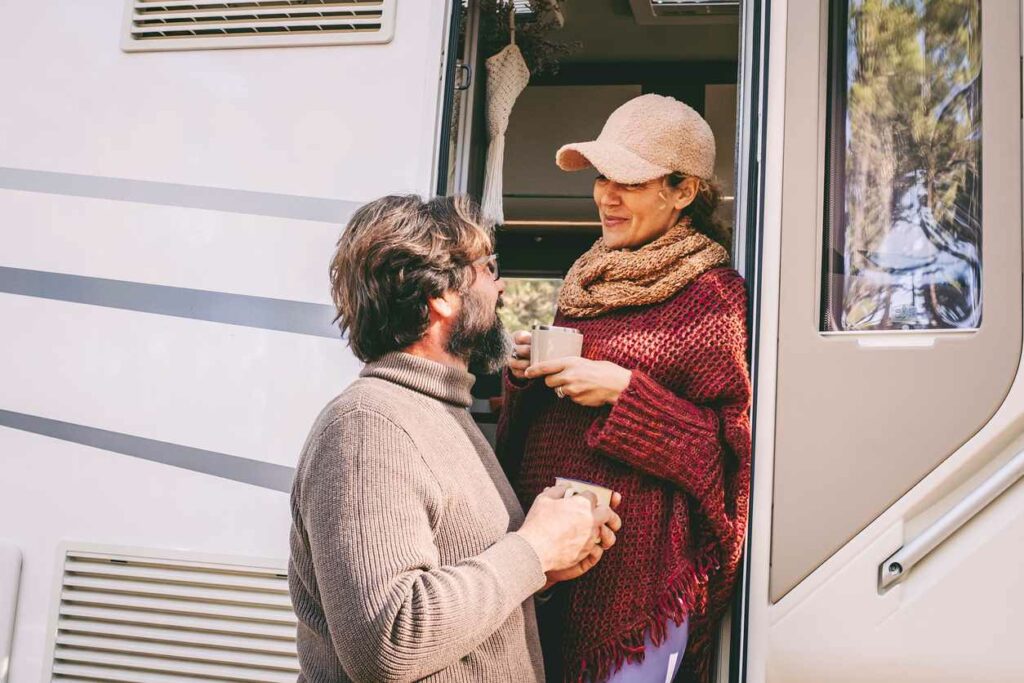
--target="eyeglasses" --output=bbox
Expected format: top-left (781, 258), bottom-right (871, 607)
top-left (472, 253), bottom-right (500, 281)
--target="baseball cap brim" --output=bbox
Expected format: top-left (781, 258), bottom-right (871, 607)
top-left (555, 139), bottom-right (672, 185)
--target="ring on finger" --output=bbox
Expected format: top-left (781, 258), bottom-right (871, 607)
top-left (555, 387), bottom-right (566, 399)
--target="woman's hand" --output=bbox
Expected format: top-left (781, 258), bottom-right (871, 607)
top-left (525, 357), bottom-right (633, 407)
top-left (542, 491), bottom-right (622, 590)
top-left (508, 330), bottom-right (532, 381)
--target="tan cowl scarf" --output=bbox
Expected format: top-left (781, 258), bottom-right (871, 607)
top-left (558, 218), bottom-right (730, 319)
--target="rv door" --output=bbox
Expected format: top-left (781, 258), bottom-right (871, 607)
top-left (738, 0), bottom-right (1024, 681)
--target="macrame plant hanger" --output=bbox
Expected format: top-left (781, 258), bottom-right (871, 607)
top-left (480, 3), bottom-right (530, 225)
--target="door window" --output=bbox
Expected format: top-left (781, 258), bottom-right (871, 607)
top-left (822, 0), bottom-right (982, 331)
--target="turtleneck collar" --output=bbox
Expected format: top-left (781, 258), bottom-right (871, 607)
top-left (360, 352), bottom-right (475, 408)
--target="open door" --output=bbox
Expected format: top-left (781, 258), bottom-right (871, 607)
top-left (740, 0), bottom-right (1024, 680)
top-left (439, 2), bottom-right (758, 680)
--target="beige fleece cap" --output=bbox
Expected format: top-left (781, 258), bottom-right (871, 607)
top-left (556, 93), bottom-right (716, 183)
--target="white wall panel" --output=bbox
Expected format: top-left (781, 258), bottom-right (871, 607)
top-left (704, 84), bottom-right (737, 197)
top-left (0, 427), bottom-right (291, 682)
top-left (0, 189), bottom-right (343, 305)
top-left (764, 323), bottom-right (1024, 682)
top-left (0, 2), bottom-right (458, 681)
top-left (769, 479), bottom-right (1024, 682)
top-left (0, 541), bottom-right (19, 683)
top-left (0, 294), bottom-right (360, 468)
top-left (0, 0), bottom-right (450, 200)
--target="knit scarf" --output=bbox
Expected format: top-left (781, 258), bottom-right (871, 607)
top-left (558, 218), bottom-right (730, 319)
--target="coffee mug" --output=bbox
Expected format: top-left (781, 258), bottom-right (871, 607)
top-left (530, 325), bottom-right (583, 366)
top-left (555, 477), bottom-right (614, 508)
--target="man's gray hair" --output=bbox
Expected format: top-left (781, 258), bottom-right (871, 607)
top-left (329, 194), bottom-right (494, 362)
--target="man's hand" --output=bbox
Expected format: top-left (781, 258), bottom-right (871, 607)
top-left (508, 330), bottom-right (532, 380)
top-left (541, 491), bottom-right (622, 590)
top-left (516, 485), bottom-right (601, 573)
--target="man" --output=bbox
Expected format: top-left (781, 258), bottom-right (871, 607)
top-left (289, 194), bottom-right (620, 682)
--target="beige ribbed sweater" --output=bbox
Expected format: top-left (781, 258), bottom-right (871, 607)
top-left (289, 352), bottom-right (547, 682)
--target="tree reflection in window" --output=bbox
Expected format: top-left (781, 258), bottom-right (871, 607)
top-left (824, 0), bottom-right (981, 331)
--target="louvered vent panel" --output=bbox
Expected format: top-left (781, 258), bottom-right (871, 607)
top-left (122, 0), bottom-right (396, 52)
top-left (49, 549), bottom-right (298, 682)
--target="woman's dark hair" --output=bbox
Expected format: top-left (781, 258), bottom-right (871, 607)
top-left (667, 172), bottom-right (732, 251)
top-left (329, 194), bottom-right (493, 363)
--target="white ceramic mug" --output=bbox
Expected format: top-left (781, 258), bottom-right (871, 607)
top-left (555, 477), bottom-right (614, 508)
top-left (530, 325), bottom-right (583, 366)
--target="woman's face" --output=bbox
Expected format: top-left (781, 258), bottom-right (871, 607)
top-left (593, 174), bottom-right (699, 250)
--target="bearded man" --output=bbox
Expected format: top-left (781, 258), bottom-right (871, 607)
top-left (288, 194), bottom-right (620, 682)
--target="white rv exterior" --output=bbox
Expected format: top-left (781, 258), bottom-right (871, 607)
top-left (0, 1), bottom-right (455, 680)
top-left (1, 1), bottom-right (1023, 682)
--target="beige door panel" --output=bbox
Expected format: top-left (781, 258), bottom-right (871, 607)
top-left (770, 0), bottom-right (1022, 602)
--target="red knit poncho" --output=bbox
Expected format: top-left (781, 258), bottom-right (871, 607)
top-left (497, 267), bottom-right (752, 683)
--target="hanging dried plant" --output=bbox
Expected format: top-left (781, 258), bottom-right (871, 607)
top-left (470, 0), bottom-right (579, 75)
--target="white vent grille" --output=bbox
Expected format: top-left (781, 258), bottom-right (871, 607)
top-left (122, 0), bottom-right (396, 52)
top-left (48, 549), bottom-right (299, 682)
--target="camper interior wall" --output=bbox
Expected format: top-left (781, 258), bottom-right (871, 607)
top-left (0, 0), bottom-right (454, 680)
top-left (496, 3), bottom-right (740, 241)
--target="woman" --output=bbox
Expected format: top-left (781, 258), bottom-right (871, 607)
top-left (496, 94), bottom-right (752, 683)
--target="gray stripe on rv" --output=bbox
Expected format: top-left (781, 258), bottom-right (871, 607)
top-left (0, 410), bottom-right (294, 492)
top-left (0, 166), bottom-right (360, 222)
top-left (0, 267), bottom-right (338, 338)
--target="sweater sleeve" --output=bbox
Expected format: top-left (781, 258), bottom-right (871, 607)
top-left (298, 407), bottom-right (546, 683)
top-left (586, 370), bottom-right (723, 499)
top-left (585, 272), bottom-right (752, 548)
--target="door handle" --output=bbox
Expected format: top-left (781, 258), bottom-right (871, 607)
top-left (455, 62), bottom-right (472, 91)
top-left (879, 448), bottom-right (1024, 590)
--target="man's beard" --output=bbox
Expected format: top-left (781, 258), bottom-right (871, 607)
top-left (446, 289), bottom-right (512, 376)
